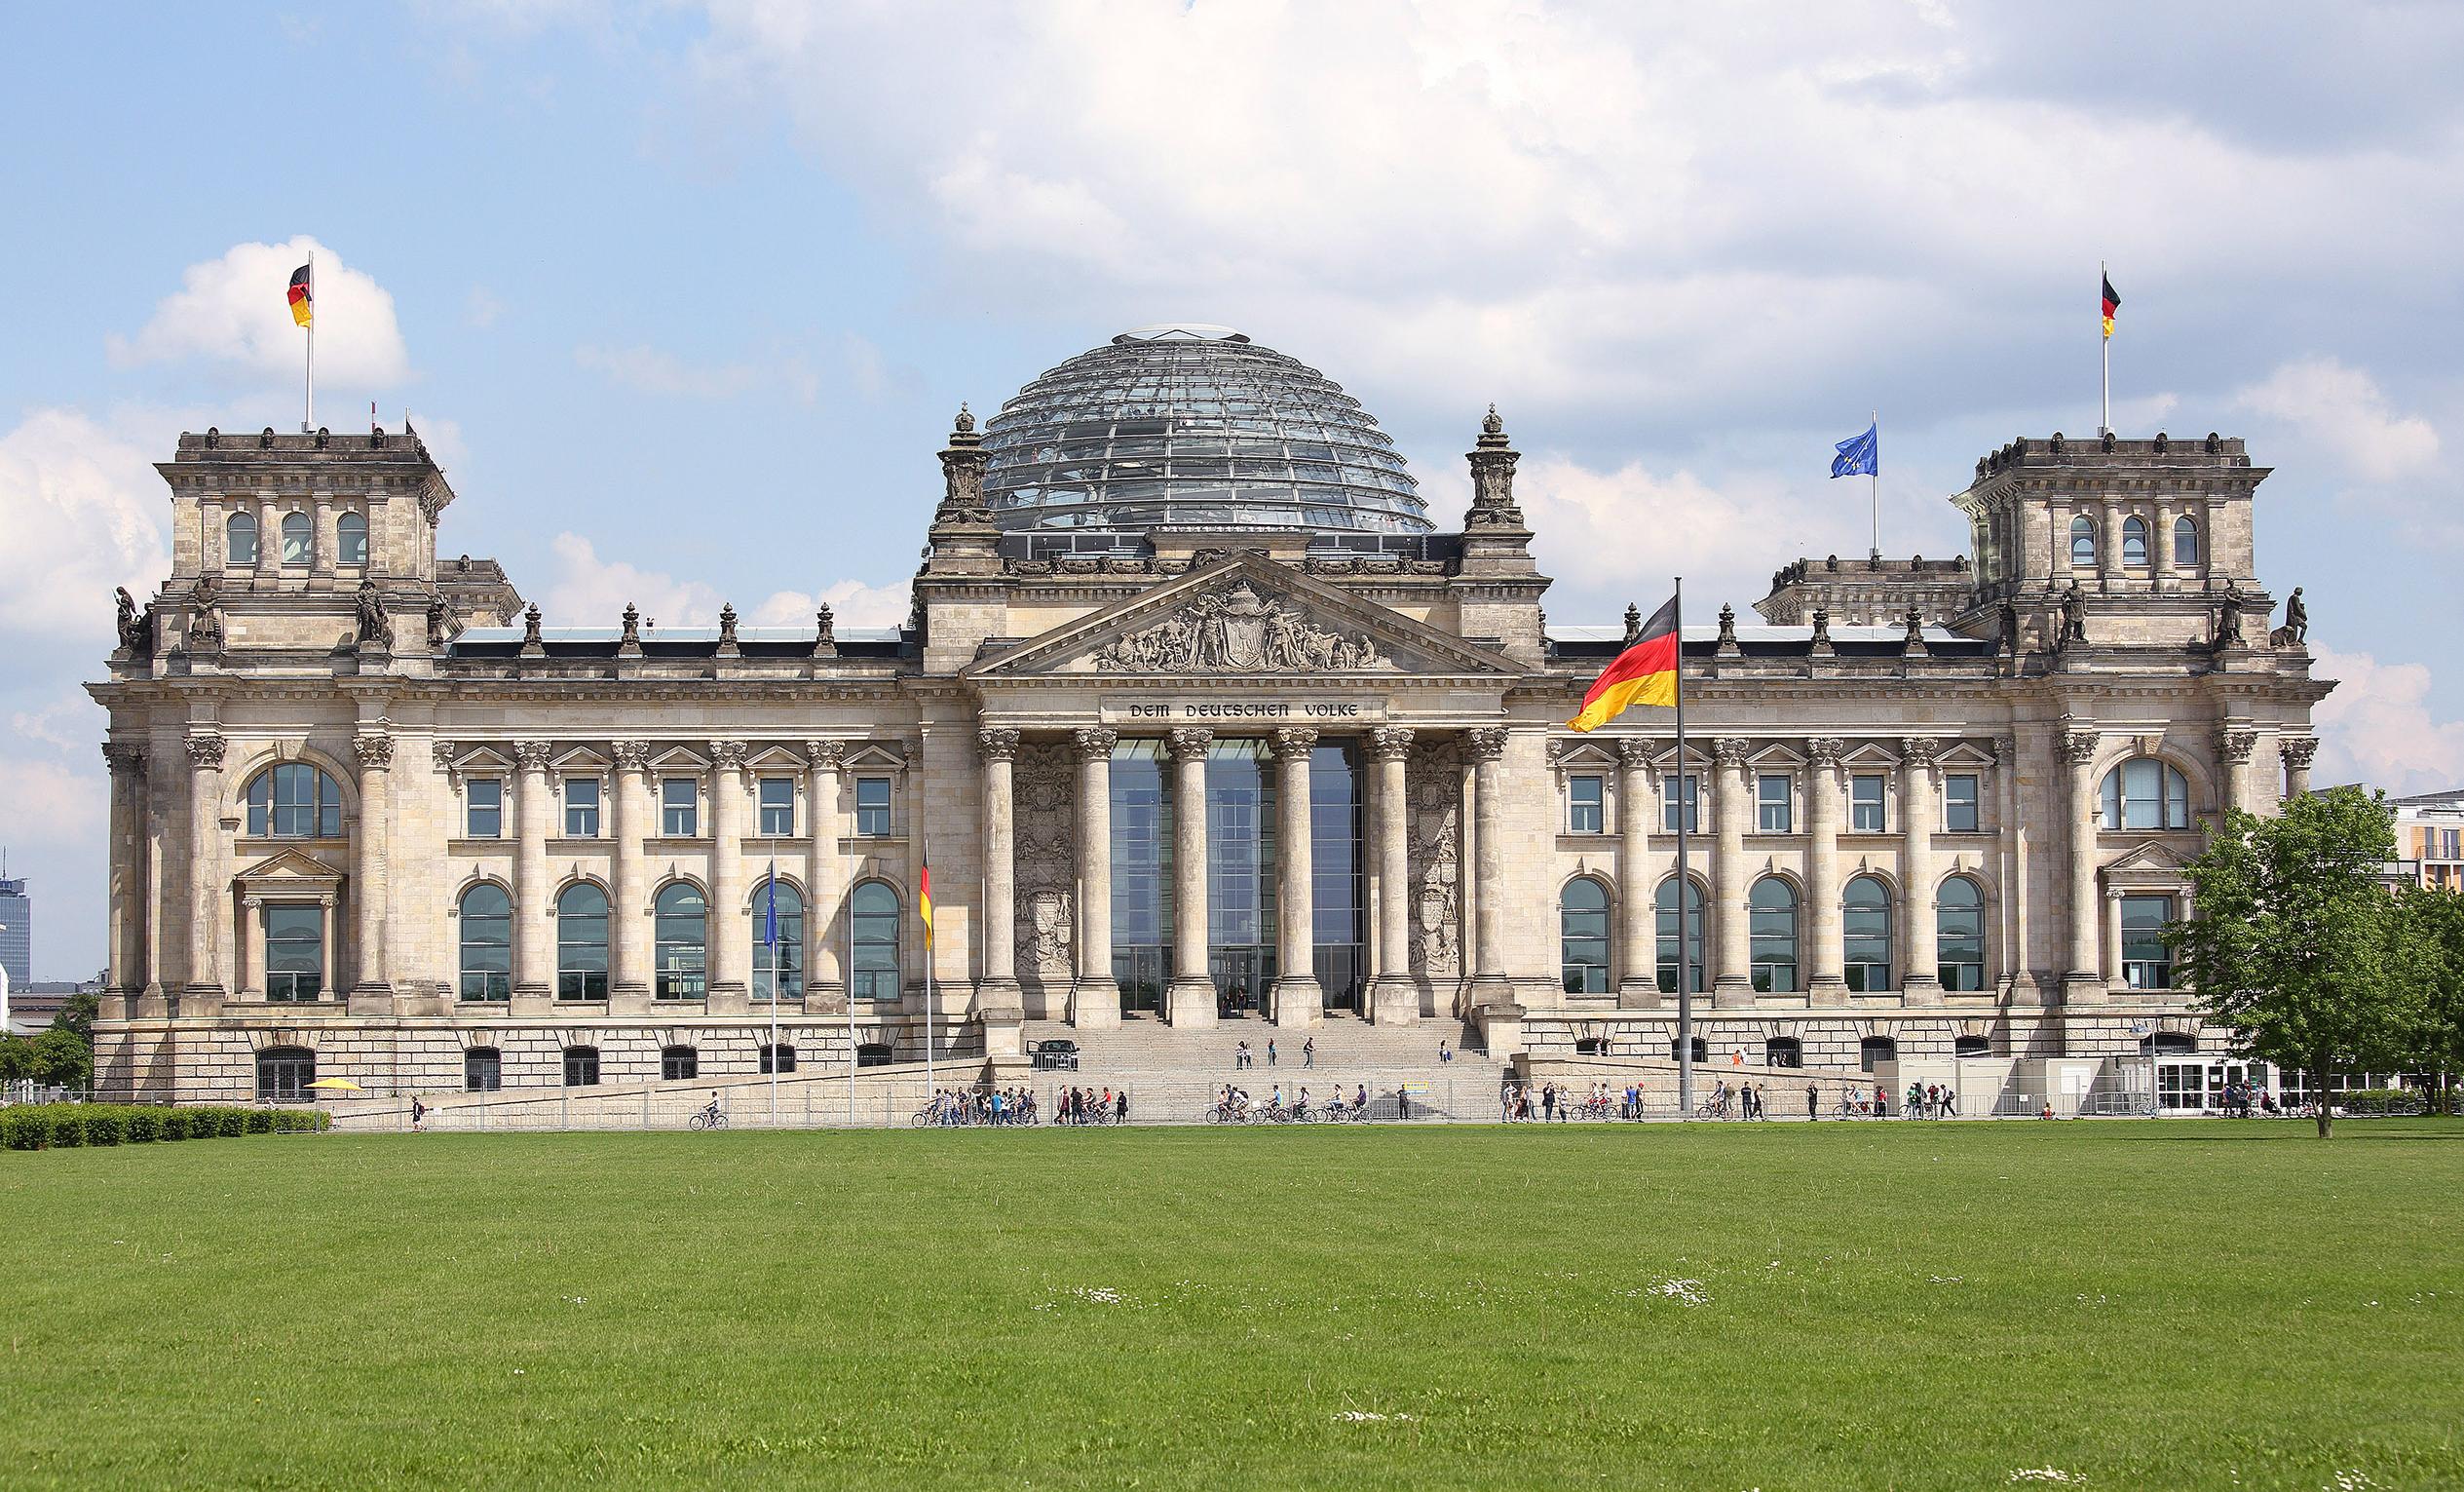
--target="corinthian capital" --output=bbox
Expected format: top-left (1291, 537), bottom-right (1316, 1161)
top-left (1272, 726), bottom-right (1320, 759)
top-left (1712, 737), bottom-right (1752, 768)
top-left (2280, 735), bottom-right (2319, 769)
top-left (1073, 727), bottom-right (1119, 760)
top-left (1465, 727), bottom-right (1509, 762)
top-left (1366, 726), bottom-right (1414, 762)
top-left (2058, 730), bottom-right (2101, 767)
top-left (513, 740), bottom-right (553, 772)
top-left (611, 740), bottom-right (652, 773)
top-left (977, 728), bottom-right (1021, 762)
top-left (2214, 728), bottom-right (2256, 765)
top-left (352, 730), bottom-right (395, 770)
top-left (1168, 726), bottom-right (1215, 761)
top-left (101, 743), bottom-right (146, 775)
top-left (184, 731), bottom-right (226, 770)
top-left (710, 739), bottom-right (749, 772)
top-left (1804, 736), bottom-right (1845, 768)
top-left (804, 739), bottom-right (846, 772)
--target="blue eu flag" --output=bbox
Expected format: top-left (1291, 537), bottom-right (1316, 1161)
top-left (763, 862), bottom-right (777, 948)
top-left (1832, 422), bottom-right (1878, 478)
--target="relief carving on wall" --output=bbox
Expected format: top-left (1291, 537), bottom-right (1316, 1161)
top-left (1012, 742), bottom-right (1078, 990)
top-left (1084, 580), bottom-right (1391, 673)
top-left (1407, 737), bottom-right (1462, 977)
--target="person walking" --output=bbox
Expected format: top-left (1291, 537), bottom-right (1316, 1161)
top-left (1268, 1039), bottom-right (1278, 1068)
top-left (1303, 1037), bottom-right (1315, 1069)
top-left (1805, 1081), bottom-right (1819, 1121)
top-left (410, 1096), bottom-right (428, 1132)
top-left (1116, 1089), bottom-right (1129, 1124)
top-left (1439, 1040), bottom-right (1454, 1064)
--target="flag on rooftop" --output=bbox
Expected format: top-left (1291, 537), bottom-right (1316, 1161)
top-left (1831, 421), bottom-right (1877, 479)
top-left (287, 263), bottom-right (314, 328)
top-left (2102, 271), bottom-right (2121, 339)
top-left (1569, 593), bottom-right (1679, 732)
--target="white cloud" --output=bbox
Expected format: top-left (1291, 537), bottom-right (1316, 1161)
top-left (1516, 454), bottom-right (1830, 615)
top-left (2236, 357), bottom-right (2440, 482)
top-left (111, 237), bottom-right (410, 389)
top-left (0, 757), bottom-right (105, 852)
top-left (2310, 645), bottom-right (2464, 794)
top-left (540, 533), bottom-right (904, 630)
top-left (0, 409), bottom-right (171, 641)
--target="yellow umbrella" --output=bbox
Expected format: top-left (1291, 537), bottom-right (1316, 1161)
top-left (305, 1078), bottom-right (363, 1091)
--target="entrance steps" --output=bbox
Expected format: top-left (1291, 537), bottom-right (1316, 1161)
top-left (1007, 1015), bottom-right (1507, 1119)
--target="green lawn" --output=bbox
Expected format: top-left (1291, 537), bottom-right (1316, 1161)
top-left (3, 1121), bottom-right (2460, 1490)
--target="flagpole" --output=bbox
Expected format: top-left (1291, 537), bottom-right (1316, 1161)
top-left (1869, 409), bottom-right (1879, 562)
top-left (302, 253), bottom-right (315, 435)
top-left (2100, 260), bottom-right (2110, 437)
top-left (1673, 575), bottom-right (1693, 1121)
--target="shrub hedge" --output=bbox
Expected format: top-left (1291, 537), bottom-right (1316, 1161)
top-left (1, 1103), bottom-right (328, 1151)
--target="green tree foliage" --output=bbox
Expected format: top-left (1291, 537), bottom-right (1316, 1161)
top-left (2397, 880), bottom-right (2464, 1107)
top-left (0, 992), bottom-right (99, 1090)
top-left (2170, 786), bottom-right (2427, 1136)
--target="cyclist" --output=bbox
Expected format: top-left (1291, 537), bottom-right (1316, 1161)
top-left (700, 1091), bottom-right (724, 1128)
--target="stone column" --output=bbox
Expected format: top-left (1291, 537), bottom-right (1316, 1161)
top-left (183, 731), bottom-right (228, 1009)
top-left (1367, 726), bottom-right (1418, 1024)
top-left (1615, 739), bottom-right (1658, 1009)
top-left (2104, 887), bottom-right (2127, 993)
top-left (512, 739), bottom-right (553, 1014)
top-left (707, 740), bottom-right (749, 1010)
top-left (1899, 738), bottom-right (1941, 996)
top-left (1465, 727), bottom-right (1513, 1009)
top-left (239, 895), bottom-right (262, 998)
top-left (1711, 738), bottom-right (1754, 1007)
top-left (349, 726), bottom-right (394, 1012)
top-left (316, 892), bottom-right (338, 998)
top-left (102, 744), bottom-right (147, 1016)
top-left (1805, 738), bottom-right (1847, 1006)
top-left (2151, 501), bottom-right (2174, 590)
top-left (979, 728), bottom-right (1022, 1013)
top-left (255, 496), bottom-right (279, 581)
top-left (1271, 726), bottom-right (1323, 1027)
top-left (2060, 725), bottom-right (2104, 1005)
top-left (2101, 501), bottom-right (2125, 587)
top-left (610, 741), bottom-right (652, 1010)
top-left (1999, 733), bottom-right (2039, 1006)
top-left (1071, 727), bottom-right (1120, 1027)
top-left (1167, 727), bottom-right (1218, 1027)
top-left (2216, 727), bottom-right (2256, 818)
top-left (141, 725), bottom-right (182, 1014)
top-left (2281, 736), bottom-right (2317, 801)
top-left (804, 742), bottom-right (846, 1009)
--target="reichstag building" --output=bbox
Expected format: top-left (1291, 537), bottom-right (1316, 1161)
top-left (91, 324), bottom-right (2328, 1106)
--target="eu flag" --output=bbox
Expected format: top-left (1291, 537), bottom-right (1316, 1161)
top-left (1832, 422), bottom-right (1878, 478)
top-left (763, 865), bottom-right (777, 948)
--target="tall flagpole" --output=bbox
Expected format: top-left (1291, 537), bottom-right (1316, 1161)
top-left (1869, 410), bottom-right (1880, 562)
top-left (1673, 576), bottom-right (1693, 1121)
top-left (2100, 260), bottom-right (2111, 437)
top-left (302, 252), bottom-right (316, 435)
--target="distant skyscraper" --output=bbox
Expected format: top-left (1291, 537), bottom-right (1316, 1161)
top-left (0, 876), bottom-right (27, 989)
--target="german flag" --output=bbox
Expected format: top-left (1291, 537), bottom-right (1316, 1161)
top-left (287, 263), bottom-right (314, 328)
top-left (919, 861), bottom-right (933, 948)
top-left (2101, 271), bottom-right (2120, 340)
top-left (1569, 594), bottom-right (1679, 732)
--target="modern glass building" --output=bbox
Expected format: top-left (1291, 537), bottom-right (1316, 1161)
top-left (981, 324), bottom-right (1431, 543)
top-left (0, 876), bottom-right (27, 991)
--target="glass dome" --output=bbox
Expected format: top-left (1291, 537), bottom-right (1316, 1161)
top-left (981, 325), bottom-right (1431, 540)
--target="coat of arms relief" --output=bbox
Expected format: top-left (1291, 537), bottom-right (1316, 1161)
top-left (1081, 580), bottom-right (1392, 673)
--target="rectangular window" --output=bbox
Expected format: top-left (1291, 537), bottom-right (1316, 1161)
top-left (264, 903), bottom-right (324, 1002)
top-left (2122, 895), bottom-right (2175, 989)
top-left (2445, 828), bottom-right (2460, 861)
top-left (663, 1048), bottom-right (699, 1082)
top-left (562, 778), bottom-right (600, 838)
top-left (1661, 774), bottom-right (1699, 834)
top-left (1944, 774), bottom-right (1981, 832)
top-left (1568, 775), bottom-right (1605, 834)
top-left (463, 1049), bottom-right (502, 1092)
top-left (1757, 774), bottom-right (1792, 833)
top-left (563, 1049), bottom-right (599, 1088)
top-left (661, 778), bottom-right (698, 837)
top-left (1850, 774), bottom-right (1886, 832)
top-left (465, 779), bottom-right (502, 839)
top-left (758, 778), bottom-right (795, 837)
top-left (855, 777), bottom-right (892, 837)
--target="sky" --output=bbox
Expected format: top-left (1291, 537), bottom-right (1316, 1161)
top-left (4, 0), bottom-right (2463, 978)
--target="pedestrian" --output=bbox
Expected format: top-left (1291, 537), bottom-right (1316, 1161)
top-left (1874, 1082), bottom-right (1888, 1117)
top-left (1541, 1084), bottom-right (1558, 1122)
top-left (1303, 1037), bottom-right (1315, 1069)
top-left (1268, 1039), bottom-right (1278, 1068)
top-left (1439, 1040), bottom-right (1454, 1064)
top-left (1805, 1082), bottom-right (1819, 1121)
top-left (1116, 1089), bottom-right (1129, 1123)
top-left (1944, 1086), bottom-right (1958, 1118)
top-left (1355, 1083), bottom-right (1367, 1111)
top-left (410, 1096), bottom-right (428, 1132)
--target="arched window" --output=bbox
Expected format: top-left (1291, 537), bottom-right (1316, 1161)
top-left (1937, 876), bottom-right (1986, 991)
top-left (661, 1045), bottom-right (699, 1081)
top-left (458, 883), bottom-right (512, 1001)
top-left (336, 511), bottom-right (367, 566)
top-left (2173, 515), bottom-right (2201, 568)
top-left (464, 1047), bottom-right (502, 1092)
top-left (256, 1045), bottom-right (316, 1101)
top-left (1655, 878), bottom-right (1704, 993)
top-left (555, 883), bottom-right (609, 1000)
top-left (245, 762), bottom-right (343, 838)
top-left (562, 1045), bottom-right (599, 1087)
top-left (2121, 515), bottom-right (2148, 567)
top-left (2100, 758), bottom-right (2192, 830)
top-left (752, 878), bottom-right (805, 1002)
top-left (851, 881), bottom-right (901, 1002)
top-left (1953, 1034), bottom-right (1992, 1058)
top-left (1559, 877), bottom-right (1611, 994)
top-left (2069, 514), bottom-right (2097, 568)
top-left (1764, 1035), bottom-right (1803, 1068)
top-left (1842, 875), bottom-right (1894, 992)
top-left (1749, 877), bottom-right (1798, 992)
top-left (280, 511), bottom-right (313, 566)
top-left (760, 1044), bottom-right (797, 1075)
top-left (1858, 1035), bottom-right (1897, 1073)
top-left (226, 510), bottom-right (258, 567)
top-left (654, 883), bottom-right (706, 1000)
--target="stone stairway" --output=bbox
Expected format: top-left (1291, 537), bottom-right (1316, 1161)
top-left (1005, 1014), bottom-right (1507, 1120)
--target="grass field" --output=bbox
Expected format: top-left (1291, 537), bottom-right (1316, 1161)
top-left (3, 1121), bottom-right (2460, 1490)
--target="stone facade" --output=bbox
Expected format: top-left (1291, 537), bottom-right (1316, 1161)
top-left (89, 408), bottom-right (2331, 1103)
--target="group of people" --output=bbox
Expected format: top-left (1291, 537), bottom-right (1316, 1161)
top-left (1902, 1082), bottom-right (1960, 1119)
top-left (1213, 1083), bottom-right (1375, 1122)
top-left (1054, 1086), bottom-right (1129, 1126)
top-left (1230, 1037), bottom-right (1326, 1070)
top-left (922, 1088), bottom-right (1039, 1127)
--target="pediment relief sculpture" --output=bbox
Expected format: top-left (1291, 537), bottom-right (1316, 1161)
top-left (1080, 580), bottom-right (1392, 674)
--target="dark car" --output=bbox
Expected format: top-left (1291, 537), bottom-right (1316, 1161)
top-left (1031, 1039), bottom-right (1081, 1072)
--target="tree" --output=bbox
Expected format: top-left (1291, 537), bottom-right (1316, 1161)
top-left (2399, 881), bottom-right (2464, 1111)
top-left (2169, 786), bottom-right (2426, 1136)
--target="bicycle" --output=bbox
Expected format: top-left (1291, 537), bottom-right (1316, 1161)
top-left (690, 1108), bottom-right (729, 1130)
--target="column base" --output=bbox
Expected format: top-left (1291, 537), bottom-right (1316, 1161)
top-left (1476, 1001), bottom-right (1528, 1057)
top-left (1615, 978), bottom-right (1662, 1011)
top-left (2006, 973), bottom-right (2044, 1008)
top-left (2062, 973), bottom-right (2106, 1008)
top-left (609, 981), bottom-right (654, 1016)
top-left (136, 983), bottom-right (169, 1018)
top-left (347, 982), bottom-right (393, 1017)
top-left (980, 1005), bottom-right (1025, 1059)
top-left (1466, 972), bottom-right (1516, 1010)
top-left (706, 982), bottom-right (750, 1015)
top-left (1901, 975), bottom-right (1942, 1001)
top-left (1712, 975), bottom-right (1755, 1010)
top-left (1166, 976), bottom-right (1220, 1029)
top-left (1807, 976), bottom-right (1849, 1009)
top-left (100, 990), bottom-right (133, 1022)
top-left (510, 983), bottom-right (553, 1018)
top-left (1272, 976), bottom-right (1324, 1028)
top-left (181, 982), bottom-right (225, 1017)
top-left (800, 981), bottom-right (848, 1016)
top-left (973, 976), bottom-right (1022, 1017)
top-left (1368, 974), bottom-right (1420, 1026)
top-left (1071, 977), bottom-right (1121, 1029)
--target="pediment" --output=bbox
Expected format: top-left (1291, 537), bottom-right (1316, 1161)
top-left (1749, 745), bottom-right (1807, 768)
top-left (1551, 741), bottom-right (1619, 770)
top-left (1938, 743), bottom-right (1996, 768)
top-left (649, 746), bottom-right (710, 772)
top-left (235, 847), bottom-right (345, 886)
top-left (552, 746), bottom-right (611, 772)
top-left (966, 555), bottom-right (1518, 680)
top-left (2104, 840), bottom-right (2185, 873)
top-left (744, 745), bottom-right (808, 771)
top-left (1839, 741), bottom-right (1902, 767)
top-left (452, 746), bottom-right (512, 774)
top-left (840, 744), bottom-right (906, 770)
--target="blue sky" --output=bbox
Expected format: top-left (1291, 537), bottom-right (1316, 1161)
top-left (5, 0), bottom-right (2463, 977)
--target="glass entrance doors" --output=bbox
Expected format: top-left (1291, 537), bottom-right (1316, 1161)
top-left (1115, 946), bottom-right (1167, 1015)
top-left (1211, 946), bottom-right (1274, 1019)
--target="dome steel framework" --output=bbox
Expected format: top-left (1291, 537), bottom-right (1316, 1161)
top-left (981, 325), bottom-right (1431, 541)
